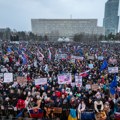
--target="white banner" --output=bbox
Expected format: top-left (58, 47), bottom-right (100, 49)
top-left (58, 73), bottom-right (72, 84)
top-left (108, 67), bottom-right (118, 73)
top-left (35, 78), bottom-right (47, 85)
top-left (57, 54), bottom-right (68, 59)
top-left (75, 76), bottom-right (82, 87)
top-left (4, 73), bottom-right (13, 83)
top-left (71, 55), bottom-right (84, 60)
top-left (98, 56), bottom-right (104, 60)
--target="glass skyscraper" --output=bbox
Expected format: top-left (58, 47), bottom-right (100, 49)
top-left (103, 0), bottom-right (119, 35)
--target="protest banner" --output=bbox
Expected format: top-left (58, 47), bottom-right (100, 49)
top-left (91, 84), bottom-right (99, 91)
top-left (108, 58), bottom-right (117, 64)
top-left (17, 77), bottom-right (27, 85)
top-left (88, 64), bottom-right (94, 69)
top-left (70, 58), bottom-right (75, 63)
top-left (57, 54), bottom-right (68, 59)
top-left (71, 82), bottom-right (76, 87)
top-left (85, 84), bottom-right (91, 90)
top-left (66, 87), bottom-right (71, 94)
top-left (35, 78), bottom-right (47, 85)
top-left (4, 73), bottom-right (13, 83)
top-left (75, 75), bottom-right (82, 87)
top-left (108, 67), bottom-right (118, 73)
top-left (98, 56), bottom-right (104, 60)
top-left (87, 56), bottom-right (94, 60)
top-left (71, 55), bottom-right (84, 60)
top-left (58, 73), bottom-right (72, 84)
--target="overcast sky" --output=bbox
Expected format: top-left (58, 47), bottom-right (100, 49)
top-left (0, 0), bottom-right (108, 31)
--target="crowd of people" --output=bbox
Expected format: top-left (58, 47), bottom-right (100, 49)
top-left (0, 41), bottom-right (120, 120)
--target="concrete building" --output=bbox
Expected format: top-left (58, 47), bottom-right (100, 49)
top-left (31, 19), bottom-right (105, 38)
top-left (103, 0), bottom-right (119, 35)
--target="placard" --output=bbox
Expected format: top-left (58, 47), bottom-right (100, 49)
top-left (17, 77), bottom-right (27, 85)
top-left (108, 67), bottom-right (118, 73)
top-left (87, 56), bottom-right (94, 60)
top-left (88, 64), bottom-right (94, 69)
top-left (98, 56), bottom-right (104, 60)
top-left (75, 76), bottom-right (82, 87)
top-left (91, 84), bottom-right (99, 91)
top-left (4, 73), bottom-right (13, 83)
top-left (85, 84), bottom-right (91, 90)
top-left (58, 73), bottom-right (72, 84)
top-left (57, 54), bottom-right (68, 59)
top-left (71, 56), bottom-right (84, 60)
top-left (35, 78), bottom-right (47, 85)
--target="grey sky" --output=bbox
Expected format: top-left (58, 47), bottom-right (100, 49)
top-left (0, 0), bottom-right (108, 31)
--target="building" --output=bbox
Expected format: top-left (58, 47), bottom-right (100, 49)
top-left (103, 0), bottom-right (119, 35)
top-left (31, 19), bottom-right (105, 38)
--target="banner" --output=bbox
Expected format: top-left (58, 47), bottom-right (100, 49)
top-left (17, 77), bottom-right (27, 85)
top-left (75, 76), bottom-right (82, 87)
top-left (4, 73), bottom-right (13, 83)
top-left (58, 73), bottom-right (72, 84)
top-left (88, 64), bottom-right (94, 69)
top-left (71, 55), bottom-right (84, 60)
top-left (35, 78), bottom-right (47, 85)
top-left (98, 56), bottom-right (104, 60)
top-left (57, 54), bottom-right (68, 59)
top-left (85, 84), bottom-right (91, 90)
top-left (70, 59), bottom-right (75, 63)
top-left (108, 58), bottom-right (117, 64)
top-left (91, 84), bottom-right (99, 91)
top-left (108, 67), bottom-right (118, 73)
top-left (87, 56), bottom-right (94, 60)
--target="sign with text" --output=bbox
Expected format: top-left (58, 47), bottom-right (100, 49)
top-left (75, 75), bottom-right (82, 87)
top-left (88, 64), bottom-right (94, 69)
top-left (87, 56), bottom-right (94, 60)
top-left (57, 54), bottom-right (68, 59)
top-left (58, 73), bottom-right (72, 84)
top-left (4, 73), bottom-right (13, 83)
top-left (108, 67), bottom-right (118, 73)
top-left (17, 77), bottom-right (27, 85)
top-left (35, 78), bottom-right (47, 85)
top-left (91, 84), bottom-right (99, 91)
top-left (98, 56), bottom-right (104, 60)
top-left (71, 55), bottom-right (84, 60)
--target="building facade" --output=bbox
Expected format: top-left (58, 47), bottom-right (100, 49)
top-left (31, 19), bottom-right (105, 38)
top-left (103, 0), bottom-right (119, 35)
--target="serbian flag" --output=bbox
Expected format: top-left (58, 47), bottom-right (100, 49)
top-left (28, 108), bottom-right (44, 118)
top-left (80, 70), bottom-right (90, 77)
top-left (68, 109), bottom-right (77, 120)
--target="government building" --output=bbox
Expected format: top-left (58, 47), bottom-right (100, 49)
top-left (31, 19), bottom-right (105, 38)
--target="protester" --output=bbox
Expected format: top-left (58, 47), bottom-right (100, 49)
top-left (0, 41), bottom-right (120, 120)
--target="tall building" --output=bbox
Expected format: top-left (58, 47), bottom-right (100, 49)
top-left (31, 19), bottom-right (105, 38)
top-left (103, 0), bottom-right (119, 35)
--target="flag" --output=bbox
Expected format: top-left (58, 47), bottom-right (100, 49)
top-left (68, 109), bottom-right (77, 120)
top-left (37, 49), bottom-right (44, 61)
top-left (28, 108), bottom-right (44, 118)
top-left (100, 59), bottom-right (108, 71)
top-left (21, 52), bottom-right (28, 65)
top-left (110, 75), bottom-right (117, 95)
top-left (80, 70), bottom-right (90, 77)
top-left (48, 48), bottom-right (51, 60)
top-left (7, 47), bottom-right (12, 53)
